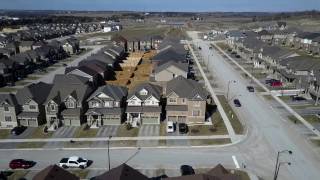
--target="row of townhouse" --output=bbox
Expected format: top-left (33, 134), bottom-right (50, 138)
top-left (228, 30), bottom-right (320, 102)
top-left (0, 75), bottom-right (209, 129)
top-left (0, 37), bottom-right (80, 87)
top-left (112, 34), bottom-right (164, 52)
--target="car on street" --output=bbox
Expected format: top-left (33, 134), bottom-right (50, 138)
top-left (209, 46), bottom-right (213, 49)
top-left (180, 165), bottom-right (195, 176)
top-left (233, 99), bottom-right (241, 107)
top-left (9, 159), bottom-right (35, 169)
top-left (247, 86), bottom-right (255, 92)
top-left (167, 121), bottom-right (175, 133)
top-left (235, 54), bottom-right (241, 58)
top-left (62, 63), bottom-right (68, 67)
top-left (11, 126), bottom-right (27, 136)
top-left (178, 123), bottom-right (188, 134)
top-left (198, 46), bottom-right (202, 50)
top-left (59, 156), bottom-right (89, 169)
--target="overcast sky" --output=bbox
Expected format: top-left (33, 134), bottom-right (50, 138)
top-left (1, 0), bottom-right (320, 12)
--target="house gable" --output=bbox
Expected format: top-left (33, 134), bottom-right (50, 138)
top-left (144, 95), bottom-right (160, 106)
top-left (127, 95), bottom-right (142, 106)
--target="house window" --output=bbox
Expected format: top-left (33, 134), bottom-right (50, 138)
top-left (104, 101), bottom-right (112, 107)
top-left (194, 101), bottom-right (200, 107)
top-left (4, 106), bottom-right (9, 111)
top-left (5, 116), bottom-right (12, 122)
top-left (192, 110), bottom-right (201, 117)
top-left (66, 101), bottom-right (75, 108)
top-left (182, 98), bottom-right (186, 104)
top-left (139, 89), bottom-right (148, 95)
top-left (29, 105), bottom-right (36, 110)
top-left (92, 101), bottom-right (100, 108)
top-left (169, 98), bottom-right (177, 103)
top-left (50, 104), bottom-right (56, 111)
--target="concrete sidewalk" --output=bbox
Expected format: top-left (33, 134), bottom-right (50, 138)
top-left (213, 42), bottom-right (320, 138)
top-left (0, 135), bottom-right (234, 143)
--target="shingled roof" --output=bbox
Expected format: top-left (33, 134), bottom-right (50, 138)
top-left (15, 82), bottom-right (52, 105)
top-left (87, 84), bottom-right (128, 102)
top-left (154, 61), bottom-right (189, 74)
top-left (166, 76), bottom-right (209, 100)
top-left (94, 164), bottom-right (149, 180)
top-left (33, 164), bottom-right (79, 180)
top-left (129, 83), bottom-right (162, 101)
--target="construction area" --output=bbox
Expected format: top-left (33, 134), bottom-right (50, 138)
top-left (106, 50), bottom-right (157, 90)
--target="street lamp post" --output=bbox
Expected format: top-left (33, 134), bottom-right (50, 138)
top-left (226, 80), bottom-right (236, 100)
top-left (107, 135), bottom-right (112, 170)
top-left (273, 150), bottom-right (292, 180)
top-left (274, 162), bottom-right (291, 180)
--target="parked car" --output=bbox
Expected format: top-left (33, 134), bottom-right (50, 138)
top-left (59, 156), bottom-right (89, 169)
top-left (180, 165), bottom-right (195, 176)
top-left (167, 121), bottom-right (175, 133)
top-left (198, 46), bottom-right (202, 50)
top-left (178, 123), bottom-right (188, 134)
top-left (231, 51), bottom-right (237, 55)
top-left (62, 63), bottom-right (68, 67)
top-left (209, 46), bottom-right (213, 49)
top-left (235, 54), bottom-right (241, 58)
top-left (233, 99), bottom-right (241, 107)
top-left (11, 126), bottom-right (27, 136)
top-left (271, 81), bottom-right (282, 87)
top-left (247, 86), bottom-right (255, 92)
top-left (9, 159), bottom-right (35, 169)
top-left (265, 79), bottom-right (280, 85)
top-left (292, 96), bottom-right (306, 101)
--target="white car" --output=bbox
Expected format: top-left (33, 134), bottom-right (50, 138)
top-left (167, 121), bottom-right (175, 133)
top-left (59, 156), bottom-right (89, 169)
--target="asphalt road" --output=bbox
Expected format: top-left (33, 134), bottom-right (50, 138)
top-left (1, 32), bottom-right (320, 180)
top-left (35, 45), bottom-right (104, 83)
top-left (189, 31), bottom-right (320, 180)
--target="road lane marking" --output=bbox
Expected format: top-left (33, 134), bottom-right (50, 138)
top-left (232, 155), bottom-right (240, 169)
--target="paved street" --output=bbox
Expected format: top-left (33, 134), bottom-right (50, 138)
top-left (35, 45), bottom-right (104, 83)
top-left (189, 31), bottom-right (320, 180)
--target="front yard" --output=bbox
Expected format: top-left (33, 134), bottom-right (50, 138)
top-left (73, 126), bottom-right (98, 138)
top-left (288, 115), bottom-right (320, 124)
top-left (116, 124), bottom-right (139, 137)
top-left (28, 126), bottom-right (53, 139)
top-left (189, 138), bottom-right (231, 146)
top-left (217, 95), bottom-right (244, 134)
top-left (0, 129), bottom-right (11, 139)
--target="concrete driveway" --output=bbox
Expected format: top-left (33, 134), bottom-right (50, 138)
top-left (137, 125), bottom-right (160, 147)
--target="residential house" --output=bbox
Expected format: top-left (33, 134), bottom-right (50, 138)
top-left (44, 74), bottom-right (94, 130)
top-left (277, 21), bottom-right (287, 30)
top-left (93, 164), bottom-right (149, 180)
top-left (165, 76), bottom-right (209, 124)
top-left (0, 58), bottom-right (18, 86)
top-left (257, 30), bottom-right (273, 43)
top-left (19, 41), bottom-right (34, 53)
top-left (79, 60), bottom-right (115, 80)
top-left (152, 48), bottom-right (187, 66)
top-left (65, 65), bottom-right (103, 87)
top-left (226, 30), bottom-right (246, 46)
top-left (86, 84), bottom-right (128, 127)
top-left (126, 83), bottom-right (163, 126)
top-left (62, 37), bottom-right (80, 55)
top-left (33, 164), bottom-right (79, 180)
top-left (0, 48), bottom-right (15, 58)
top-left (111, 34), bottom-right (128, 52)
top-left (16, 82), bottom-right (52, 127)
top-left (0, 94), bottom-right (19, 128)
top-left (154, 61), bottom-right (189, 82)
top-left (294, 32), bottom-right (320, 53)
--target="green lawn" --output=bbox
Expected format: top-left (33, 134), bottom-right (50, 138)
top-left (217, 95), bottom-right (244, 134)
top-left (7, 170), bottom-right (29, 180)
top-left (278, 96), bottom-right (292, 101)
top-left (70, 170), bottom-right (89, 179)
top-left (263, 95), bottom-right (274, 101)
top-left (116, 125), bottom-right (139, 137)
top-left (110, 140), bottom-right (137, 147)
top-left (25, 76), bottom-right (39, 80)
top-left (159, 123), bottom-right (167, 136)
top-left (216, 42), bottom-right (230, 50)
top-left (28, 126), bottom-right (53, 139)
top-left (189, 138), bottom-right (231, 146)
top-left (233, 170), bottom-right (251, 180)
top-left (0, 87), bottom-right (17, 93)
top-left (17, 142), bottom-right (46, 148)
top-left (0, 129), bottom-right (11, 139)
top-left (288, 115), bottom-right (320, 124)
top-left (73, 127), bottom-right (98, 138)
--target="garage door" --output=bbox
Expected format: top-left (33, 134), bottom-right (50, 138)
top-left (177, 116), bottom-right (187, 123)
top-left (142, 116), bottom-right (159, 124)
top-left (167, 116), bottom-right (177, 122)
top-left (28, 119), bottom-right (38, 127)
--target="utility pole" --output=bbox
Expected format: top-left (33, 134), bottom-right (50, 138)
top-left (107, 136), bottom-right (112, 170)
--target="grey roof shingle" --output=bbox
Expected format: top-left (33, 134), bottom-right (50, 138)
top-left (154, 61), bottom-right (189, 74)
top-left (45, 74), bottom-right (93, 104)
top-left (128, 83), bottom-right (162, 101)
top-left (166, 76), bottom-right (209, 100)
top-left (15, 82), bottom-right (52, 105)
top-left (87, 84), bottom-right (128, 102)
top-left (0, 93), bottom-right (18, 107)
